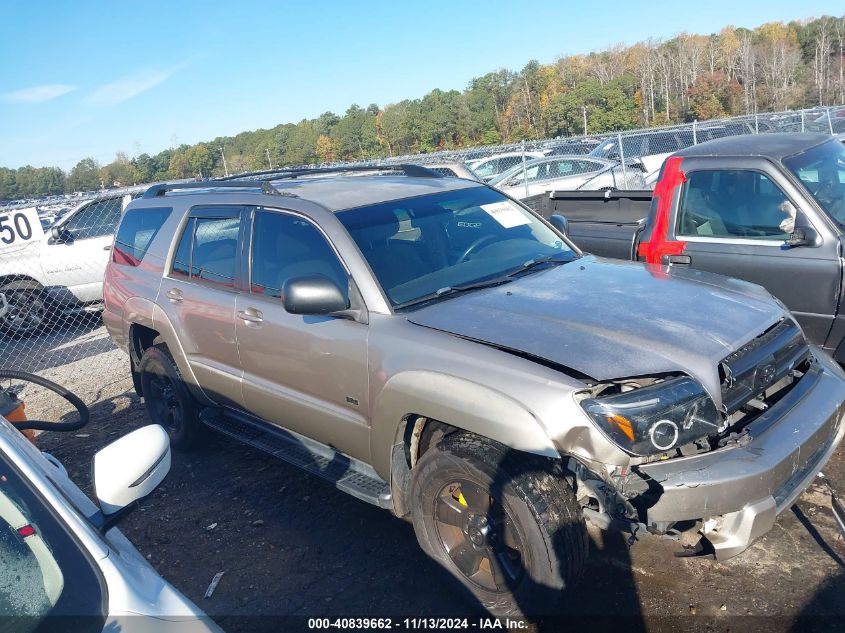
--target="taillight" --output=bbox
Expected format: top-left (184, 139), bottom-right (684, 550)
top-left (637, 156), bottom-right (687, 265)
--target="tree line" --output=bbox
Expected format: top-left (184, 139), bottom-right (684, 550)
top-left (2, 13), bottom-right (843, 201)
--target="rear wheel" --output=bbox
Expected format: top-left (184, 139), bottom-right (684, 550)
top-left (409, 433), bottom-right (588, 617)
top-left (0, 280), bottom-right (47, 338)
top-left (139, 344), bottom-right (202, 449)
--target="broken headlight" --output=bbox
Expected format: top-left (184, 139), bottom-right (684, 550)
top-left (580, 377), bottom-right (723, 456)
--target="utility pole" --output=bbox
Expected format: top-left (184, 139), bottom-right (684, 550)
top-left (582, 106), bottom-right (588, 136)
top-left (220, 147), bottom-right (229, 177)
top-left (266, 149), bottom-right (273, 170)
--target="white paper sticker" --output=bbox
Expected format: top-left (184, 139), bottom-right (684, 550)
top-left (480, 202), bottom-right (531, 229)
top-left (0, 207), bottom-right (44, 252)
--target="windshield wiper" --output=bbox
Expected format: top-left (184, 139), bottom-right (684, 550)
top-left (505, 253), bottom-right (573, 278)
top-left (393, 277), bottom-right (514, 310)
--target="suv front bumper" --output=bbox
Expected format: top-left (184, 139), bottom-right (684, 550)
top-left (633, 349), bottom-right (845, 559)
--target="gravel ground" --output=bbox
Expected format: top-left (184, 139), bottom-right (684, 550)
top-left (12, 339), bottom-right (845, 633)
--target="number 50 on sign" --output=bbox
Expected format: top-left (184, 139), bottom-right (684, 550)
top-left (0, 208), bottom-right (44, 250)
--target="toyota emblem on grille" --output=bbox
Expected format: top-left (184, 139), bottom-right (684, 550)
top-left (755, 363), bottom-right (776, 390)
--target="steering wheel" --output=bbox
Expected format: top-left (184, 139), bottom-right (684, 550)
top-left (456, 235), bottom-right (499, 263)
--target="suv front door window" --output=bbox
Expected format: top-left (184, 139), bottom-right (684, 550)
top-left (236, 208), bottom-right (369, 459)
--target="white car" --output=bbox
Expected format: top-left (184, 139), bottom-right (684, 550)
top-left (0, 417), bottom-right (221, 632)
top-left (467, 151), bottom-right (544, 182)
top-left (0, 192), bottom-right (138, 336)
top-left (489, 155), bottom-right (647, 199)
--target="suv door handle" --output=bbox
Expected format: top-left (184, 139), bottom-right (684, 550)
top-left (664, 254), bottom-right (691, 266)
top-left (165, 288), bottom-right (183, 303)
top-left (237, 308), bottom-right (263, 324)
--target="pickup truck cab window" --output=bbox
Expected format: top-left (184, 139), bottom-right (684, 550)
top-left (250, 210), bottom-right (347, 298)
top-left (784, 140), bottom-right (845, 225)
top-left (677, 170), bottom-right (792, 240)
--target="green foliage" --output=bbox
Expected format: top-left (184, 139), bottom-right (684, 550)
top-left (66, 158), bottom-right (101, 193)
top-left (546, 79), bottom-right (638, 136)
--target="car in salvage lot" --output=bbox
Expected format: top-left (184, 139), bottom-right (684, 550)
top-left (0, 190), bottom-right (141, 337)
top-left (0, 416), bottom-right (221, 632)
top-left (102, 165), bottom-right (845, 616)
top-left (467, 151), bottom-right (544, 182)
top-left (488, 155), bottom-right (646, 199)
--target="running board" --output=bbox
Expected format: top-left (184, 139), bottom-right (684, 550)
top-left (199, 408), bottom-right (393, 510)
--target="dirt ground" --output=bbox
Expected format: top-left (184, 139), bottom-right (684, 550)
top-left (22, 347), bottom-right (845, 633)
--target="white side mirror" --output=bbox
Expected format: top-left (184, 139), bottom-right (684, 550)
top-left (94, 425), bottom-right (171, 516)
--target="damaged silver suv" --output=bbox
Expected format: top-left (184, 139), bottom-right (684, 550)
top-left (103, 166), bottom-right (845, 616)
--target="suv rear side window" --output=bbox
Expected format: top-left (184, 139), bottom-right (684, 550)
top-left (677, 170), bottom-right (792, 240)
top-left (113, 207), bottom-right (171, 266)
top-left (170, 211), bottom-right (241, 288)
top-left (250, 210), bottom-right (346, 298)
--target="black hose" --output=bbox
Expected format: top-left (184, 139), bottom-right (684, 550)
top-left (0, 370), bottom-right (89, 432)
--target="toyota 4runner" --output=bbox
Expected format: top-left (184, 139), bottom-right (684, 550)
top-left (102, 166), bottom-right (845, 616)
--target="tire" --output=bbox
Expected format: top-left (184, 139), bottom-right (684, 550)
top-left (138, 344), bottom-right (202, 449)
top-left (409, 433), bottom-right (588, 617)
top-left (0, 280), bottom-right (47, 338)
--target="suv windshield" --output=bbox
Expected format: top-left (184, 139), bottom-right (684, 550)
top-left (337, 186), bottom-right (575, 307)
top-left (0, 450), bottom-right (104, 632)
top-left (784, 140), bottom-right (845, 225)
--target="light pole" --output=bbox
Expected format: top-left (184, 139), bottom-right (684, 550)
top-left (266, 149), bottom-right (273, 170)
top-left (220, 147), bottom-right (229, 177)
top-left (582, 106), bottom-right (588, 136)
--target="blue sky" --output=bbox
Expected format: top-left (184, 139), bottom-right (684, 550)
top-left (0, 0), bottom-right (836, 170)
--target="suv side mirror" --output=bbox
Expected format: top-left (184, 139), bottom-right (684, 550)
top-left (549, 214), bottom-right (569, 237)
top-left (283, 275), bottom-right (349, 315)
top-left (787, 227), bottom-right (817, 248)
top-left (93, 425), bottom-right (170, 527)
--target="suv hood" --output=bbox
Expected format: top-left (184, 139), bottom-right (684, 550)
top-left (406, 256), bottom-right (787, 404)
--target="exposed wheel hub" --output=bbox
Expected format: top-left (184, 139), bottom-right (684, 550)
top-left (466, 513), bottom-right (490, 547)
top-left (433, 479), bottom-right (525, 592)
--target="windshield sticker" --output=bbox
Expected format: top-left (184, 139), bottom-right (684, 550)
top-left (480, 202), bottom-right (530, 229)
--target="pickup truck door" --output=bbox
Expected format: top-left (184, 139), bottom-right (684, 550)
top-left (669, 162), bottom-right (840, 345)
top-left (159, 206), bottom-right (244, 408)
top-left (234, 207), bottom-right (370, 462)
top-left (40, 196), bottom-right (128, 303)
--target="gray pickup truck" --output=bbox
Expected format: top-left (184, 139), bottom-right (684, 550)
top-left (102, 166), bottom-right (845, 616)
top-left (541, 133), bottom-right (845, 360)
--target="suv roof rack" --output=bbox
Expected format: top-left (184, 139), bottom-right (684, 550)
top-left (141, 180), bottom-right (281, 199)
top-left (216, 163), bottom-right (444, 182)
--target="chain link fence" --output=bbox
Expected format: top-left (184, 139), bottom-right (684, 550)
top-left (0, 105), bottom-right (842, 420)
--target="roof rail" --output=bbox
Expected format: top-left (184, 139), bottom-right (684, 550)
top-left (141, 180), bottom-right (281, 199)
top-left (216, 163), bottom-right (443, 181)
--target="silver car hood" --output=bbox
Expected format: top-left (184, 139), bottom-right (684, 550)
top-left (406, 256), bottom-right (787, 405)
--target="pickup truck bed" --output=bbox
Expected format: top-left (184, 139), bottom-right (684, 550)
top-left (526, 190), bottom-right (652, 260)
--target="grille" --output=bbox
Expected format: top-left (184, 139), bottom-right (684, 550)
top-left (719, 319), bottom-right (810, 415)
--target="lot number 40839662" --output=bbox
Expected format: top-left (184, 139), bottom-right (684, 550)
top-left (0, 208), bottom-right (44, 249)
